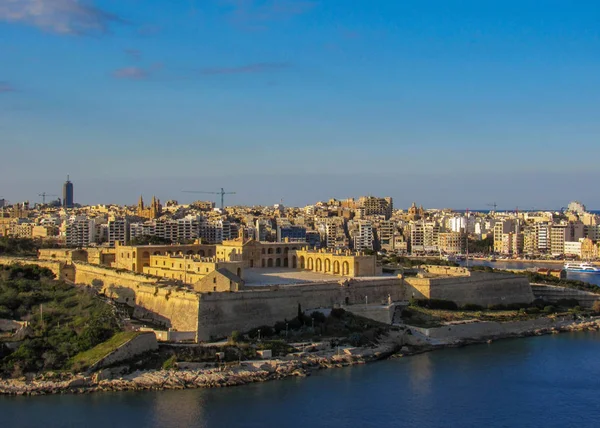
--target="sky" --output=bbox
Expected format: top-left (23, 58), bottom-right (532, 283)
top-left (1, 0), bottom-right (599, 209)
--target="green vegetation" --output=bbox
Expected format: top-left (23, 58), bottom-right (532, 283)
top-left (246, 308), bottom-right (386, 345)
top-left (467, 236), bottom-right (493, 254)
top-left (0, 237), bottom-right (61, 257)
top-left (384, 255), bottom-right (458, 268)
top-left (0, 264), bottom-right (121, 377)
top-left (161, 355), bottom-right (177, 370)
top-left (129, 235), bottom-right (172, 246)
top-left (401, 297), bottom-right (585, 328)
top-left (0, 237), bottom-right (40, 257)
top-left (70, 331), bottom-right (139, 372)
top-left (410, 298), bottom-right (458, 310)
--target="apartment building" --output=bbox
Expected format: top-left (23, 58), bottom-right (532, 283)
top-left (353, 220), bottom-right (374, 251)
top-left (64, 218), bottom-right (96, 248)
top-left (438, 232), bottom-right (465, 254)
top-left (410, 221), bottom-right (440, 253)
top-left (107, 218), bottom-right (129, 247)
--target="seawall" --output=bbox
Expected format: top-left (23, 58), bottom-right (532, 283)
top-left (196, 278), bottom-right (405, 341)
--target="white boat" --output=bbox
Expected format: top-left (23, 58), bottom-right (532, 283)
top-left (564, 262), bottom-right (600, 273)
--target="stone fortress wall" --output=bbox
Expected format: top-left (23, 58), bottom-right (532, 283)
top-left (196, 277), bottom-right (405, 341)
top-left (404, 265), bottom-right (534, 306)
top-left (1, 252), bottom-right (536, 342)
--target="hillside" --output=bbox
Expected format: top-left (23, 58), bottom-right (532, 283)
top-left (0, 264), bottom-right (121, 377)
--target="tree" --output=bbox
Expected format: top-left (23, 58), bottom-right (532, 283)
top-left (129, 235), bottom-right (172, 245)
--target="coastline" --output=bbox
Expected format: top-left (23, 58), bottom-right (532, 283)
top-left (2, 316), bottom-right (599, 397)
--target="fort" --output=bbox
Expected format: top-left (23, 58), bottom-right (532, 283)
top-left (1, 242), bottom-right (536, 342)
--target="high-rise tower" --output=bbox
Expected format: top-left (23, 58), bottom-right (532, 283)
top-left (63, 175), bottom-right (74, 208)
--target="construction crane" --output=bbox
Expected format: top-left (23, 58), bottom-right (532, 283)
top-left (486, 202), bottom-right (498, 211)
top-left (38, 192), bottom-right (58, 204)
top-left (181, 188), bottom-right (236, 210)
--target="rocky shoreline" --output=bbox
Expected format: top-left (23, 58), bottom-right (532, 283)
top-left (0, 341), bottom-right (402, 396)
top-left (2, 318), bottom-right (599, 397)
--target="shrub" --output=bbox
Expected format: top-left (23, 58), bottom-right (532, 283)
top-left (593, 301), bottom-right (600, 313)
top-left (330, 308), bottom-right (346, 319)
top-left (462, 303), bottom-right (483, 311)
top-left (348, 333), bottom-right (367, 347)
top-left (543, 305), bottom-right (557, 314)
top-left (247, 325), bottom-right (275, 339)
top-left (400, 308), bottom-right (413, 319)
top-left (526, 307), bottom-right (540, 314)
top-left (310, 311), bottom-right (327, 324)
top-left (505, 302), bottom-right (530, 310)
top-left (162, 355), bottom-right (177, 370)
top-left (412, 299), bottom-right (458, 310)
top-left (488, 304), bottom-right (507, 311)
top-left (229, 330), bottom-right (240, 343)
top-left (556, 298), bottom-right (580, 309)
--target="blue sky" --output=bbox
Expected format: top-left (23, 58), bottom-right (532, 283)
top-left (1, 0), bottom-right (599, 209)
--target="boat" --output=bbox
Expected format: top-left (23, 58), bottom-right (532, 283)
top-left (564, 262), bottom-right (600, 273)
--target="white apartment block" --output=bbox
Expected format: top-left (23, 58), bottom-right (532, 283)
top-left (64, 218), bottom-right (96, 248)
top-left (108, 219), bottom-right (129, 247)
top-left (564, 241), bottom-right (583, 257)
top-left (353, 220), bottom-right (374, 251)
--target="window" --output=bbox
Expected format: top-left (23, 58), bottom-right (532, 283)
top-left (213, 278), bottom-right (217, 284)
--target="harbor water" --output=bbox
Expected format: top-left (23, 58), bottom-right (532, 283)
top-left (2, 332), bottom-right (600, 428)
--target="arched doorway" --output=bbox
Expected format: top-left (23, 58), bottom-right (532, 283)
top-left (268, 258), bottom-right (274, 267)
top-left (324, 259), bottom-right (331, 273)
top-left (299, 256), bottom-right (305, 269)
top-left (283, 258), bottom-right (289, 267)
top-left (276, 258), bottom-right (281, 267)
top-left (333, 261), bottom-right (340, 274)
top-left (342, 261), bottom-right (350, 276)
top-left (315, 258), bottom-right (322, 272)
top-left (307, 258), bottom-right (314, 270)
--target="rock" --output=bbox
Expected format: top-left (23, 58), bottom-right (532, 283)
top-left (67, 378), bottom-right (88, 389)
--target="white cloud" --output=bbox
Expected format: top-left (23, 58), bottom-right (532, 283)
top-left (0, 0), bottom-right (123, 35)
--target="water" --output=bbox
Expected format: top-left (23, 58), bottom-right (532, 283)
top-left (461, 260), bottom-right (600, 287)
top-left (2, 333), bottom-right (600, 428)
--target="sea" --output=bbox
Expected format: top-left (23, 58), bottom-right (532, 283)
top-left (1, 332), bottom-right (600, 428)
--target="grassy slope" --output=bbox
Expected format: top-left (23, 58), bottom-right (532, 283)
top-left (70, 331), bottom-right (140, 372)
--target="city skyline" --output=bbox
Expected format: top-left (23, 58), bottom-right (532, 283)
top-left (0, 171), bottom-right (598, 210)
top-left (2, 1), bottom-right (600, 206)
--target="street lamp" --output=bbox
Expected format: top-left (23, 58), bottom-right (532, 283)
top-left (285, 322), bottom-right (288, 338)
top-left (365, 296), bottom-right (368, 306)
top-left (258, 329), bottom-right (261, 341)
